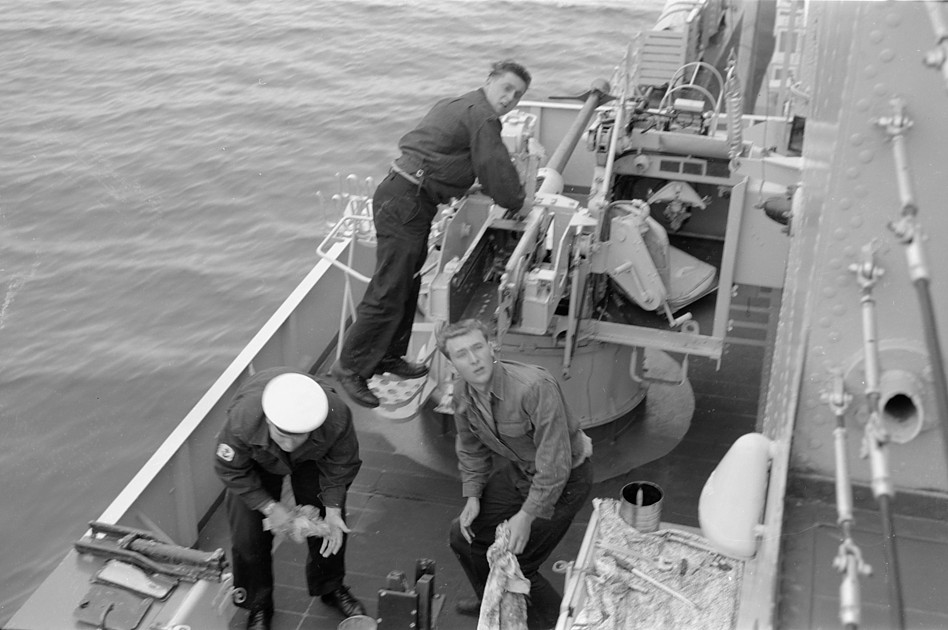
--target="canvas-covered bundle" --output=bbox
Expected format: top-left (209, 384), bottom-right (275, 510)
top-left (572, 499), bottom-right (744, 629)
top-left (478, 521), bottom-right (531, 630)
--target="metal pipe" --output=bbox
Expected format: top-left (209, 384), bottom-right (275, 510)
top-left (595, 48), bottom-right (635, 212)
top-left (852, 249), bottom-right (882, 401)
top-left (926, 0), bottom-right (948, 41)
top-left (877, 492), bottom-right (904, 627)
top-left (924, 1), bottom-right (948, 91)
top-left (600, 97), bottom-right (625, 209)
top-left (850, 248), bottom-right (905, 630)
top-left (867, 405), bottom-right (905, 630)
top-left (825, 373), bottom-right (854, 526)
top-left (839, 550), bottom-right (862, 630)
top-left (877, 99), bottom-right (948, 478)
top-left (545, 79), bottom-right (611, 176)
top-left (876, 99), bottom-right (917, 216)
top-left (824, 371), bottom-right (868, 629)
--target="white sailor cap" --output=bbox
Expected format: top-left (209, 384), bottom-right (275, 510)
top-left (261, 373), bottom-right (328, 434)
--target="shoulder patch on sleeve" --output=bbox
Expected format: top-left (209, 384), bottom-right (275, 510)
top-left (216, 443), bottom-right (235, 462)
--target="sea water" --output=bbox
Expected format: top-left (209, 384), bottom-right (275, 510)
top-left (0, 0), bottom-right (663, 621)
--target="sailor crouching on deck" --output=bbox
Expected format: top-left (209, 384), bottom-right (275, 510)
top-left (214, 367), bottom-right (366, 630)
top-left (438, 319), bottom-right (594, 630)
top-left (331, 59), bottom-right (531, 409)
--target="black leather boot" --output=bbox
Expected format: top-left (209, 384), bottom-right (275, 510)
top-left (320, 585), bottom-right (367, 617)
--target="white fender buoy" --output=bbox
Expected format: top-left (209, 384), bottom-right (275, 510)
top-left (698, 432), bottom-right (773, 558)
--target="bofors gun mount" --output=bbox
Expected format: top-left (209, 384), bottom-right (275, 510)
top-left (423, 100), bottom-right (600, 360)
top-left (422, 80), bottom-right (725, 422)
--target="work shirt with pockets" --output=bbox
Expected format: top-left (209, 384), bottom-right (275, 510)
top-left (394, 88), bottom-right (525, 210)
top-left (452, 360), bottom-right (593, 520)
top-left (214, 367), bottom-right (362, 512)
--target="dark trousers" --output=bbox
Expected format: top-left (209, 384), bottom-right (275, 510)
top-left (338, 172), bottom-right (438, 378)
top-left (226, 460), bottom-right (349, 612)
top-left (449, 459), bottom-right (593, 629)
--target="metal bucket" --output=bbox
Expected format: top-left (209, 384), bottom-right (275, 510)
top-left (338, 615), bottom-right (378, 630)
top-left (619, 481), bottom-right (663, 532)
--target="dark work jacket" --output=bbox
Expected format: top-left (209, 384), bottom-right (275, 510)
top-left (214, 367), bottom-right (362, 511)
top-left (394, 88), bottom-right (525, 210)
top-left (452, 361), bottom-right (593, 520)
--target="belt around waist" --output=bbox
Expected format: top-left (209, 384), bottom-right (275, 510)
top-left (386, 168), bottom-right (436, 203)
top-left (387, 169), bottom-right (415, 188)
top-left (390, 163), bottom-right (422, 186)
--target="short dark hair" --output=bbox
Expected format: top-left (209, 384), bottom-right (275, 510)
top-left (489, 59), bottom-right (532, 89)
top-left (436, 318), bottom-right (492, 357)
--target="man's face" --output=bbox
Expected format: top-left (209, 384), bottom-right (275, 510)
top-left (484, 71), bottom-right (528, 117)
top-left (267, 421), bottom-right (309, 452)
top-left (444, 329), bottom-right (495, 389)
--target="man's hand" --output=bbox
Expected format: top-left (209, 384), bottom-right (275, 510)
top-left (459, 497), bottom-right (480, 543)
top-left (261, 501), bottom-right (293, 535)
top-left (321, 507), bottom-right (350, 557)
top-left (507, 510), bottom-right (535, 555)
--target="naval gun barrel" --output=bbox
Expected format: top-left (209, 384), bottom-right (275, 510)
top-left (538, 79), bottom-right (611, 194)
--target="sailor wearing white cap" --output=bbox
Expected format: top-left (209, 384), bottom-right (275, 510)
top-left (214, 367), bottom-right (366, 630)
top-left (261, 372), bottom-right (329, 452)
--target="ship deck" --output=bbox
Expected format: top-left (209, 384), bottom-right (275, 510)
top-left (200, 282), bottom-right (777, 630)
top-left (200, 281), bottom-right (948, 630)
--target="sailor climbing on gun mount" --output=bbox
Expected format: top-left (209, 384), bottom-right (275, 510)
top-left (214, 368), bottom-right (366, 630)
top-left (332, 59), bottom-right (532, 409)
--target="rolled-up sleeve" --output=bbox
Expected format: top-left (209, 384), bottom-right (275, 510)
top-left (520, 377), bottom-right (574, 519)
